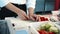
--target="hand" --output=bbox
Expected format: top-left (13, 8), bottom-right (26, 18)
top-left (17, 10), bottom-right (29, 20)
top-left (28, 14), bottom-right (39, 21)
top-left (28, 7), bottom-right (39, 21)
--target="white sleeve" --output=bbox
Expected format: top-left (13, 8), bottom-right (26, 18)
top-left (0, 0), bottom-right (9, 7)
top-left (26, 0), bottom-right (36, 9)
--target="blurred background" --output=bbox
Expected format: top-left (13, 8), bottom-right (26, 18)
top-left (35, 0), bottom-right (60, 14)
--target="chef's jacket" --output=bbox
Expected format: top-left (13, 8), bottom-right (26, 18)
top-left (0, 0), bottom-right (36, 9)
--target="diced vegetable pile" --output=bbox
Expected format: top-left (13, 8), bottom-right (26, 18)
top-left (38, 22), bottom-right (59, 34)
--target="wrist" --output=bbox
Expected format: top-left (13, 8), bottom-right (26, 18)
top-left (16, 9), bottom-right (22, 15)
top-left (28, 8), bottom-right (34, 16)
top-left (29, 13), bottom-right (34, 15)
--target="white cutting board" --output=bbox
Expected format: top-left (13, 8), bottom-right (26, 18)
top-left (5, 17), bottom-right (31, 29)
top-left (5, 17), bottom-right (39, 30)
top-left (5, 17), bottom-right (39, 34)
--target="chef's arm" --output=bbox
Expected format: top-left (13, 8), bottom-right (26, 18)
top-left (5, 3), bottom-right (29, 20)
top-left (5, 3), bottom-right (21, 14)
top-left (28, 7), bottom-right (34, 15)
top-left (26, 0), bottom-right (36, 15)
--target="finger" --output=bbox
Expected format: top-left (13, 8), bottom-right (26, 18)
top-left (25, 15), bottom-right (29, 20)
top-left (20, 16), bottom-right (27, 20)
top-left (19, 15), bottom-right (27, 20)
top-left (36, 16), bottom-right (39, 21)
top-left (33, 14), bottom-right (38, 21)
top-left (34, 15), bottom-right (39, 21)
top-left (33, 14), bottom-right (37, 17)
top-left (30, 16), bottom-right (35, 21)
top-left (21, 11), bottom-right (29, 20)
top-left (38, 16), bottom-right (41, 22)
top-left (20, 17), bottom-right (27, 20)
top-left (23, 14), bottom-right (29, 20)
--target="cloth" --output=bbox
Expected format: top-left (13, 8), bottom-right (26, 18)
top-left (0, 20), bottom-right (10, 34)
top-left (0, 0), bottom-right (36, 9)
top-left (0, 0), bottom-right (9, 7)
top-left (54, 0), bottom-right (60, 10)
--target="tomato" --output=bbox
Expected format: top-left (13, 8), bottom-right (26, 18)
top-left (38, 16), bottom-right (49, 22)
top-left (38, 30), bottom-right (55, 34)
top-left (45, 18), bottom-right (48, 21)
top-left (38, 30), bottom-right (48, 34)
top-left (48, 32), bottom-right (55, 34)
top-left (40, 17), bottom-right (45, 21)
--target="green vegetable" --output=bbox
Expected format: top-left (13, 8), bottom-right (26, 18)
top-left (40, 24), bottom-right (45, 30)
top-left (49, 26), bottom-right (59, 33)
top-left (39, 22), bottom-right (59, 34)
top-left (40, 23), bottom-right (54, 31)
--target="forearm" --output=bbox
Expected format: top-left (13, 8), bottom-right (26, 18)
top-left (28, 7), bottom-right (34, 15)
top-left (5, 3), bottom-right (21, 14)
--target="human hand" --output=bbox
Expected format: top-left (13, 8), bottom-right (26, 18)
top-left (17, 10), bottom-right (29, 20)
top-left (28, 14), bottom-right (39, 21)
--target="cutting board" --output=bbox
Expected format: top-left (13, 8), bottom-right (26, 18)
top-left (5, 17), bottom-right (39, 34)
